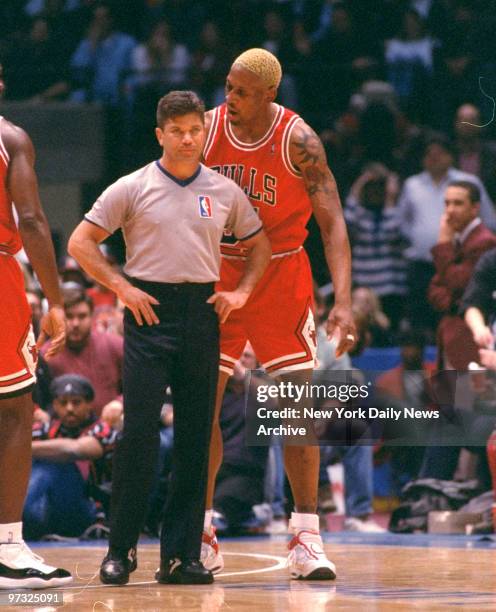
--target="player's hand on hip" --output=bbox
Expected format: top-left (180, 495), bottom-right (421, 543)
top-left (119, 285), bottom-right (160, 326)
top-left (37, 305), bottom-right (66, 359)
top-left (326, 304), bottom-right (357, 358)
top-left (207, 290), bottom-right (249, 324)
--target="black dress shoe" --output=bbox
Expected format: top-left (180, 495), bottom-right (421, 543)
top-left (100, 547), bottom-right (137, 585)
top-left (155, 559), bottom-right (213, 585)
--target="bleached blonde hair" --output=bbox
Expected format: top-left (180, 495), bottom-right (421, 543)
top-left (232, 48), bottom-right (282, 89)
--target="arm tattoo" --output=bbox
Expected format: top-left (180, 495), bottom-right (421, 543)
top-left (293, 124), bottom-right (336, 197)
top-left (293, 129), bottom-right (320, 165)
top-left (304, 166), bottom-right (332, 196)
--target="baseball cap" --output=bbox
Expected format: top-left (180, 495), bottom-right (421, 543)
top-left (50, 374), bottom-right (95, 402)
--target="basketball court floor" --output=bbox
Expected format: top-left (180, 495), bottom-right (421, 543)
top-left (20, 532), bottom-right (496, 610)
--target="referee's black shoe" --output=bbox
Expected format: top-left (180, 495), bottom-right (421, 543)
top-left (99, 547), bottom-right (137, 585)
top-left (155, 558), bottom-right (213, 584)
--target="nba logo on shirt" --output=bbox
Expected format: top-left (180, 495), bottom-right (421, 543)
top-left (199, 195), bottom-right (212, 218)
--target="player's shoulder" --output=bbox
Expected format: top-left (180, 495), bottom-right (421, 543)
top-left (205, 108), bottom-right (215, 132)
top-left (0, 117), bottom-right (33, 156)
top-left (204, 105), bottom-right (225, 136)
top-left (288, 114), bottom-right (318, 143)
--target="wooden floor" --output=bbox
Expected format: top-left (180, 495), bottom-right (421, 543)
top-left (15, 534), bottom-right (496, 611)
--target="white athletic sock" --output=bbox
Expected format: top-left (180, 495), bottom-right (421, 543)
top-left (290, 512), bottom-right (319, 533)
top-left (0, 522), bottom-right (23, 544)
top-left (204, 509), bottom-right (214, 533)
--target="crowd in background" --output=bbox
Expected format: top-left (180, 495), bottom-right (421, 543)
top-left (4, 0), bottom-right (496, 538)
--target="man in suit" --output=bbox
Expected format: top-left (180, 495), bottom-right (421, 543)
top-left (428, 181), bottom-right (496, 371)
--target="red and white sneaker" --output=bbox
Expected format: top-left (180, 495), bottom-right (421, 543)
top-left (200, 528), bottom-right (224, 574)
top-left (287, 530), bottom-right (336, 580)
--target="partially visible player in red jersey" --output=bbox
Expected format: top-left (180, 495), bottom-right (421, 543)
top-left (0, 63), bottom-right (72, 588)
top-left (202, 49), bottom-right (356, 580)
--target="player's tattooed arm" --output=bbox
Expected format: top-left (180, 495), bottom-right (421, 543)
top-left (289, 121), bottom-right (356, 356)
top-left (289, 121), bottom-right (338, 197)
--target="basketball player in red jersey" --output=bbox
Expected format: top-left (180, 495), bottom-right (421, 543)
top-left (202, 49), bottom-right (356, 579)
top-left (0, 64), bottom-right (72, 588)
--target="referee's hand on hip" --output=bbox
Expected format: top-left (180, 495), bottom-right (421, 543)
top-left (118, 284), bottom-right (160, 326)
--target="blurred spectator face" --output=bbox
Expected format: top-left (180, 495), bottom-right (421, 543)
top-left (455, 104), bottom-right (481, 140)
top-left (264, 11), bottom-right (284, 40)
top-left (444, 185), bottom-right (479, 233)
top-left (46, 0), bottom-right (65, 14)
top-left (423, 143), bottom-right (453, 176)
top-left (332, 6), bottom-right (352, 34)
top-left (150, 20), bottom-right (171, 49)
top-left (30, 18), bottom-right (49, 43)
top-left (93, 305), bottom-right (123, 336)
top-left (445, 55), bottom-right (470, 77)
top-left (200, 21), bottom-right (219, 48)
top-left (362, 178), bottom-right (386, 209)
top-left (352, 287), bottom-right (377, 316)
top-left (26, 291), bottom-right (43, 331)
top-left (402, 10), bottom-right (423, 40)
top-left (59, 256), bottom-right (87, 287)
top-left (66, 300), bottom-right (93, 349)
top-left (240, 342), bottom-right (257, 369)
top-left (401, 343), bottom-right (423, 370)
top-left (53, 394), bottom-right (93, 428)
top-left (92, 5), bottom-right (113, 36)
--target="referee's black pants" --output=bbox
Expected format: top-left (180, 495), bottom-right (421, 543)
top-left (108, 279), bottom-right (219, 561)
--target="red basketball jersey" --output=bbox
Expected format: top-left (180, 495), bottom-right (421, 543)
top-left (204, 103), bottom-right (312, 256)
top-left (0, 117), bottom-right (22, 256)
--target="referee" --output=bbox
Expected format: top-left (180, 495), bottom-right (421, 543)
top-left (68, 90), bottom-right (270, 585)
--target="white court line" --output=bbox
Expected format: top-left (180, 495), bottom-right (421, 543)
top-left (59, 550), bottom-right (287, 591)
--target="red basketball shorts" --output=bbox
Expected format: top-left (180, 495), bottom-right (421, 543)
top-left (0, 255), bottom-right (37, 397)
top-left (216, 248), bottom-right (316, 375)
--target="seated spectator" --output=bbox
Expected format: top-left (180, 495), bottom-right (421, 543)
top-left (352, 287), bottom-right (393, 347)
top-left (23, 375), bottom-right (118, 539)
top-left (345, 163), bottom-right (407, 331)
top-left (40, 285), bottom-right (123, 416)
